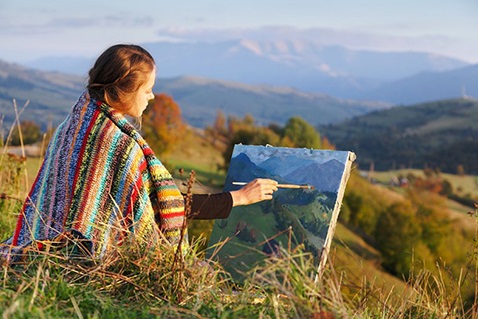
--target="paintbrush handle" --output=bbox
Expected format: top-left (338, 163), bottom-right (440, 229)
top-left (277, 184), bottom-right (306, 189)
top-left (232, 182), bottom-right (313, 189)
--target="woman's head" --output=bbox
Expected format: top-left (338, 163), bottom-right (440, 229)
top-left (87, 44), bottom-right (156, 117)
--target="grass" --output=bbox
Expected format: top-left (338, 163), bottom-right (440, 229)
top-left (166, 127), bottom-right (227, 189)
top-left (2, 230), bottom-right (477, 318)
top-left (2, 125), bottom-right (478, 317)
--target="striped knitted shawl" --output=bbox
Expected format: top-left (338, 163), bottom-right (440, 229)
top-left (1, 92), bottom-right (188, 260)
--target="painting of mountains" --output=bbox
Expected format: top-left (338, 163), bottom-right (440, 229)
top-left (207, 145), bottom-right (355, 279)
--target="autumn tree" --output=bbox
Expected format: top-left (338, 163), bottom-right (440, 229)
top-left (141, 93), bottom-right (185, 156)
top-left (205, 110), bottom-right (228, 147)
top-left (213, 110), bottom-right (227, 136)
top-left (320, 136), bottom-right (335, 150)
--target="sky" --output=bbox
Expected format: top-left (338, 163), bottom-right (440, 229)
top-left (1, 0), bottom-right (477, 64)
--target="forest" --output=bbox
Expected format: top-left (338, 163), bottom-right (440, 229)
top-left (321, 98), bottom-right (478, 174)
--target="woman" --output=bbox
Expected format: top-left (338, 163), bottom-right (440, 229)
top-left (1, 44), bottom-right (277, 262)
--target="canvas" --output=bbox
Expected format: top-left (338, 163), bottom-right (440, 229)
top-left (207, 145), bottom-right (356, 279)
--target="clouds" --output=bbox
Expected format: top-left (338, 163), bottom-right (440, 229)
top-left (0, 0), bottom-right (477, 63)
top-left (46, 15), bottom-right (154, 28)
top-left (0, 15), bottom-right (154, 34)
top-left (0, 8), bottom-right (159, 61)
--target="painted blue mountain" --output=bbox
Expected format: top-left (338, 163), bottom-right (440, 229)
top-left (257, 156), bottom-right (316, 176)
top-left (224, 153), bottom-right (278, 191)
top-left (284, 159), bottom-right (345, 193)
top-left (225, 151), bottom-right (346, 194)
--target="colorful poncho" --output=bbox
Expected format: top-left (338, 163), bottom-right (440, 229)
top-left (1, 92), bottom-right (188, 261)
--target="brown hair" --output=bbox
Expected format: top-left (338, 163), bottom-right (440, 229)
top-left (87, 44), bottom-right (155, 113)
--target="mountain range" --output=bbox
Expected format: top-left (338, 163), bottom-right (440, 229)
top-left (2, 52), bottom-right (478, 132)
top-left (357, 64), bottom-right (478, 105)
top-left (22, 38), bottom-right (475, 105)
top-left (0, 60), bottom-right (389, 130)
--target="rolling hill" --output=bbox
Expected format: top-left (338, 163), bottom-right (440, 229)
top-left (0, 60), bottom-right (84, 130)
top-left (158, 76), bottom-right (389, 127)
top-left (320, 98), bottom-right (478, 174)
top-left (0, 60), bottom-right (389, 130)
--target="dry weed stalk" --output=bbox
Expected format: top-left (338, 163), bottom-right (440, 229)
top-left (242, 245), bottom-right (346, 318)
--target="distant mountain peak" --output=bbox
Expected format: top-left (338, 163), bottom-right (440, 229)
top-left (236, 39), bottom-right (263, 56)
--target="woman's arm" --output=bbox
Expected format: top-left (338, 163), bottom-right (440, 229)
top-left (188, 192), bottom-right (233, 220)
top-left (187, 179), bottom-right (278, 220)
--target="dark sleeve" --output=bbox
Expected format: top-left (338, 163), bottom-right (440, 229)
top-left (184, 192), bottom-right (233, 220)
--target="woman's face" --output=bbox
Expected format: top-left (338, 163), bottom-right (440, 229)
top-left (128, 67), bottom-right (156, 117)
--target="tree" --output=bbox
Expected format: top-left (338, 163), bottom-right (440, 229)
top-left (141, 93), bottom-right (185, 156)
top-left (321, 136), bottom-right (335, 150)
top-left (283, 116), bottom-right (321, 149)
top-left (10, 120), bottom-right (41, 146)
top-left (220, 114), bottom-right (283, 168)
top-left (220, 114), bottom-right (330, 170)
top-left (213, 110), bottom-right (227, 136)
top-left (374, 201), bottom-right (421, 277)
top-left (222, 126), bottom-right (281, 168)
top-left (205, 110), bottom-right (228, 147)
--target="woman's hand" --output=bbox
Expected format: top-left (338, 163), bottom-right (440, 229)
top-left (230, 178), bottom-right (278, 207)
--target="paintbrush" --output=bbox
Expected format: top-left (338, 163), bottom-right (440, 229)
top-left (232, 182), bottom-right (315, 190)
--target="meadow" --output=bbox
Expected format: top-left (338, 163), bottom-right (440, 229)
top-left (1, 123), bottom-right (478, 318)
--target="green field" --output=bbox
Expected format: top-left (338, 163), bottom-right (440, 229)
top-left (368, 168), bottom-right (478, 198)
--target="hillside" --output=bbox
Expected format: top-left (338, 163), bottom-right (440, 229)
top-left (320, 98), bottom-right (478, 174)
top-left (150, 127), bottom-right (478, 308)
top-left (0, 60), bottom-right (389, 130)
top-left (0, 60), bottom-right (83, 129)
top-left (158, 76), bottom-right (389, 127)
top-left (15, 126), bottom-right (410, 298)
top-left (5, 120), bottom-right (478, 315)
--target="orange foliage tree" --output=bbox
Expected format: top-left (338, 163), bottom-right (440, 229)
top-left (142, 93), bottom-right (185, 156)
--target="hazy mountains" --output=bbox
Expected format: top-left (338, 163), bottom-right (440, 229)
top-left (0, 59), bottom-right (389, 130)
top-left (2, 56), bottom-right (477, 175)
top-left (0, 60), bottom-right (84, 130)
top-left (23, 38), bottom-right (473, 105)
top-left (359, 64), bottom-right (478, 105)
